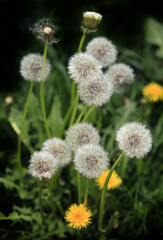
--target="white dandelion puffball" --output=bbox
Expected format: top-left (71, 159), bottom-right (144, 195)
top-left (20, 53), bottom-right (51, 82)
top-left (78, 73), bottom-right (114, 106)
top-left (28, 151), bottom-right (58, 180)
top-left (106, 63), bottom-right (134, 92)
top-left (66, 123), bottom-right (100, 152)
top-left (86, 37), bottom-right (117, 67)
top-left (116, 122), bottom-right (152, 158)
top-left (68, 52), bottom-right (102, 84)
top-left (83, 11), bottom-right (102, 23)
top-left (42, 137), bottom-right (71, 167)
top-left (74, 144), bottom-right (109, 178)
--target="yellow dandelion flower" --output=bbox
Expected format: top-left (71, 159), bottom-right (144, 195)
top-left (142, 82), bottom-right (163, 102)
top-left (96, 170), bottom-right (122, 190)
top-left (65, 203), bottom-right (92, 230)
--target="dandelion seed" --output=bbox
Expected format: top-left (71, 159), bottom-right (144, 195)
top-left (96, 169), bottom-right (122, 190)
top-left (65, 203), bottom-right (92, 229)
top-left (66, 123), bottom-right (100, 152)
top-left (81, 11), bottom-right (102, 34)
top-left (106, 63), bottom-right (134, 92)
top-left (20, 53), bottom-right (51, 82)
top-left (42, 137), bottom-right (71, 167)
top-left (78, 73), bottom-right (114, 106)
top-left (142, 82), bottom-right (163, 102)
top-left (86, 37), bottom-right (117, 67)
top-left (74, 144), bottom-right (108, 178)
top-left (68, 52), bottom-right (102, 84)
top-left (116, 122), bottom-right (152, 158)
top-left (30, 18), bottom-right (58, 44)
top-left (28, 151), bottom-right (58, 180)
top-left (5, 96), bottom-right (13, 105)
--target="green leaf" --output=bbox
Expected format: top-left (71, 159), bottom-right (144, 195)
top-left (48, 96), bottom-right (63, 137)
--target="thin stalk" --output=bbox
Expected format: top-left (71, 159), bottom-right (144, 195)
top-left (83, 178), bottom-right (89, 206)
top-left (40, 37), bottom-right (51, 138)
top-left (59, 102), bottom-right (74, 137)
top-left (82, 105), bottom-right (96, 122)
top-left (48, 180), bottom-right (56, 219)
top-left (77, 171), bottom-right (82, 204)
top-left (17, 80), bottom-right (34, 183)
top-left (98, 152), bottom-right (124, 231)
top-left (69, 33), bottom-right (86, 123)
top-left (38, 180), bottom-right (45, 223)
top-left (75, 105), bottom-right (88, 124)
top-left (69, 93), bottom-right (79, 127)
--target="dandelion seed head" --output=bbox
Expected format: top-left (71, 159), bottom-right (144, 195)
top-left (116, 122), bottom-right (152, 158)
top-left (74, 144), bottom-right (109, 178)
top-left (106, 63), bottom-right (134, 92)
top-left (20, 53), bottom-right (51, 82)
top-left (42, 137), bottom-right (71, 167)
top-left (142, 82), bottom-right (163, 102)
top-left (78, 74), bottom-right (114, 106)
top-left (30, 18), bottom-right (58, 44)
top-left (65, 203), bottom-right (92, 229)
top-left (66, 123), bottom-right (100, 152)
top-left (68, 52), bottom-right (102, 84)
top-left (28, 151), bottom-right (58, 180)
top-left (96, 169), bottom-right (122, 190)
top-left (86, 37), bottom-right (117, 67)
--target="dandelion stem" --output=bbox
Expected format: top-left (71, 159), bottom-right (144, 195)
top-left (40, 37), bottom-right (51, 138)
top-left (77, 34), bottom-right (86, 53)
top-left (98, 152), bottom-right (124, 231)
top-left (83, 178), bottom-right (89, 206)
top-left (38, 180), bottom-right (45, 223)
top-left (77, 171), bottom-right (82, 204)
top-left (75, 104), bottom-right (88, 124)
top-left (69, 93), bottom-right (79, 127)
top-left (82, 105), bottom-right (96, 122)
top-left (48, 180), bottom-right (56, 219)
top-left (17, 80), bottom-right (34, 183)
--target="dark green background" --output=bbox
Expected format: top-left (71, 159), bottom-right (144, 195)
top-left (1, 0), bottom-right (163, 92)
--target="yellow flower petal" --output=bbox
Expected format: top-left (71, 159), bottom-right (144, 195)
top-left (65, 204), bottom-right (92, 230)
top-left (142, 82), bottom-right (163, 102)
top-left (96, 170), bottom-right (122, 190)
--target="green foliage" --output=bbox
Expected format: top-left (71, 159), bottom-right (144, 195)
top-left (0, 14), bottom-right (163, 240)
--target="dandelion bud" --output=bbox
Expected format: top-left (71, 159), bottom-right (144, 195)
top-left (20, 53), bottom-right (51, 82)
top-left (74, 144), bottom-right (109, 178)
top-left (68, 52), bottom-right (102, 84)
top-left (77, 73), bottom-right (114, 106)
top-left (28, 151), bottom-right (58, 180)
top-left (81, 11), bottom-right (102, 34)
top-left (106, 63), bottom-right (134, 93)
top-left (116, 122), bottom-right (152, 158)
top-left (30, 18), bottom-right (58, 44)
top-left (66, 123), bottom-right (100, 152)
top-left (86, 37), bottom-right (117, 67)
top-left (42, 137), bottom-right (71, 168)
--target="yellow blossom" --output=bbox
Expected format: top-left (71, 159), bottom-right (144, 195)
top-left (143, 82), bottom-right (163, 102)
top-left (96, 170), bottom-right (122, 190)
top-left (65, 203), bottom-right (92, 229)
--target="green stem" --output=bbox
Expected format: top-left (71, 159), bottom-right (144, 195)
top-left (75, 105), bottom-right (88, 124)
top-left (40, 37), bottom-right (51, 138)
top-left (98, 152), bottom-right (124, 231)
top-left (59, 102), bottom-right (74, 137)
top-left (77, 171), bottom-right (82, 204)
top-left (83, 178), bottom-right (89, 206)
top-left (69, 93), bottom-right (79, 127)
top-left (48, 180), bottom-right (56, 219)
top-left (38, 180), bottom-right (45, 222)
top-left (17, 80), bottom-right (34, 183)
top-left (77, 34), bottom-right (86, 53)
top-left (82, 105), bottom-right (96, 122)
